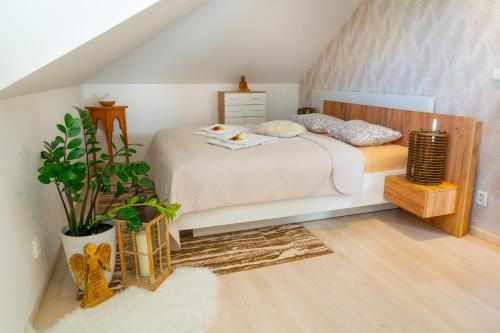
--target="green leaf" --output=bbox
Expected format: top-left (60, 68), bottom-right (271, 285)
top-left (40, 151), bottom-right (52, 160)
top-left (115, 182), bottom-right (126, 198)
top-left (89, 159), bottom-right (103, 167)
top-left (131, 175), bottom-right (139, 187)
top-left (56, 124), bottom-right (66, 134)
top-left (146, 198), bottom-right (158, 205)
top-left (116, 207), bottom-right (141, 232)
top-left (67, 126), bottom-right (81, 138)
top-left (120, 134), bottom-right (125, 144)
top-left (58, 170), bottom-right (77, 182)
top-left (73, 161), bottom-right (87, 174)
top-left (67, 148), bottom-right (85, 160)
top-left (134, 162), bottom-right (150, 175)
top-left (139, 177), bottom-right (153, 188)
top-left (117, 172), bottom-right (128, 183)
top-left (64, 113), bottom-right (74, 128)
top-left (87, 138), bottom-right (99, 145)
top-left (67, 138), bottom-right (82, 149)
top-left (53, 147), bottom-right (65, 160)
top-left (88, 147), bottom-right (101, 154)
top-left (55, 136), bottom-right (64, 144)
top-left (37, 174), bottom-right (51, 184)
top-left (101, 153), bottom-right (110, 161)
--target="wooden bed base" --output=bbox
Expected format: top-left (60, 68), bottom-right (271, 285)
top-left (324, 100), bottom-right (481, 237)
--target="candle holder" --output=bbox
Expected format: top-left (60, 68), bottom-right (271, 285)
top-left (115, 211), bottom-right (173, 291)
top-left (406, 129), bottom-right (449, 185)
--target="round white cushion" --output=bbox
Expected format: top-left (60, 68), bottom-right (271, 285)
top-left (255, 120), bottom-right (305, 138)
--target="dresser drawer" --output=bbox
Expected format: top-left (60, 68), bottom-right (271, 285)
top-left (245, 116), bottom-right (266, 125)
top-left (245, 93), bottom-right (266, 105)
top-left (225, 105), bottom-right (246, 117)
top-left (224, 94), bottom-right (246, 106)
top-left (224, 117), bottom-right (246, 125)
top-left (243, 105), bottom-right (266, 117)
top-left (226, 105), bottom-right (266, 117)
top-left (224, 93), bottom-right (266, 105)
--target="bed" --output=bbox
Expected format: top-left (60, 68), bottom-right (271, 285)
top-left (146, 125), bottom-right (407, 248)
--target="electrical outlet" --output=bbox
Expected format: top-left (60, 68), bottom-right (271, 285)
top-left (32, 236), bottom-right (41, 259)
top-left (476, 190), bottom-right (488, 207)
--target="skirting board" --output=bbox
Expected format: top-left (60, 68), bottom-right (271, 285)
top-left (469, 226), bottom-right (500, 247)
top-left (193, 203), bottom-right (396, 237)
top-left (25, 245), bottom-right (62, 333)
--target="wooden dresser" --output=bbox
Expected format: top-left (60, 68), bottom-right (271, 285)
top-left (218, 91), bottom-right (267, 125)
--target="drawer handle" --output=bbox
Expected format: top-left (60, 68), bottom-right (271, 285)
top-left (251, 109), bottom-right (262, 112)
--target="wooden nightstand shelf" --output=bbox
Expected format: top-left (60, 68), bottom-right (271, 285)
top-left (384, 175), bottom-right (458, 218)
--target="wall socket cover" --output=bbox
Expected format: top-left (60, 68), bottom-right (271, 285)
top-left (32, 236), bottom-right (41, 259)
top-left (476, 190), bottom-right (488, 207)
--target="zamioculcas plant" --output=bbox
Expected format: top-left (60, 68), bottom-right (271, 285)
top-left (37, 106), bottom-right (180, 236)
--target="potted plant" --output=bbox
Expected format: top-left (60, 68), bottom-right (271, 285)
top-left (37, 106), bottom-right (179, 289)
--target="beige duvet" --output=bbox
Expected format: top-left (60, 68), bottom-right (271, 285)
top-left (145, 127), bottom-right (365, 247)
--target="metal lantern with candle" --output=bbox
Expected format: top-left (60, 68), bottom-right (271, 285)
top-left (116, 204), bottom-right (174, 291)
top-left (406, 119), bottom-right (449, 185)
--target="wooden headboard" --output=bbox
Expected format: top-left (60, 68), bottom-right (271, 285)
top-left (324, 100), bottom-right (481, 237)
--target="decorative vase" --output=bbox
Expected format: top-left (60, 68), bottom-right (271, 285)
top-left (60, 221), bottom-right (116, 291)
top-left (98, 92), bottom-right (116, 107)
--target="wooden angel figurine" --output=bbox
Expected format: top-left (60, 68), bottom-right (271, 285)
top-left (70, 243), bottom-right (114, 308)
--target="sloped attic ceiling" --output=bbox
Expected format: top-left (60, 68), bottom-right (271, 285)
top-left (0, 0), bottom-right (361, 99)
top-left (0, 0), bottom-right (208, 99)
top-left (89, 0), bottom-right (361, 84)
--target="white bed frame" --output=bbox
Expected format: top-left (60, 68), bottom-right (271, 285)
top-left (177, 91), bottom-right (435, 236)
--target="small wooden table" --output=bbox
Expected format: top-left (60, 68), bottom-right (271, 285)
top-left (384, 175), bottom-right (458, 218)
top-left (85, 106), bottom-right (129, 164)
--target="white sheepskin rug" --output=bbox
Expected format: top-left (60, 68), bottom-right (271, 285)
top-left (38, 267), bottom-right (220, 333)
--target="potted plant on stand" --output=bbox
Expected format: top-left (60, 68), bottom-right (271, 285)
top-left (37, 107), bottom-right (179, 289)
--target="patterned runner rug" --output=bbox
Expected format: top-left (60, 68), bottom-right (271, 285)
top-left (172, 224), bottom-right (333, 275)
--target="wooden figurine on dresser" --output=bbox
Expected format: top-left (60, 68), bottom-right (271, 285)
top-left (239, 75), bottom-right (250, 92)
top-left (218, 76), bottom-right (267, 125)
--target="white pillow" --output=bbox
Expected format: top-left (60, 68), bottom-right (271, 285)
top-left (327, 120), bottom-right (402, 146)
top-left (291, 113), bottom-right (344, 134)
top-left (255, 120), bottom-right (305, 138)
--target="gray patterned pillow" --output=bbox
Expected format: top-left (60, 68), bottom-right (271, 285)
top-left (291, 113), bottom-right (344, 134)
top-left (327, 120), bottom-right (402, 146)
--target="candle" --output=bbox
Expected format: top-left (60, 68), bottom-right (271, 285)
top-left (432, 118), bottom-right (438, 131)
top-left (136, 230), bottom-right (150, 277)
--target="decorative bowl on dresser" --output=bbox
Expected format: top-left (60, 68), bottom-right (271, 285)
top-left (218, 91), bottom-right (267, 125)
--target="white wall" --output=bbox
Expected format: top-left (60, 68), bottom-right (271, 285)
top-left (82, 83), bottom-right (299, 159)
top-left (88, 0), bottom-right (361, 84)
top-left (0, 86), bottom-right (83, 333)
top-left (0, 0), bottom-right (159, 90)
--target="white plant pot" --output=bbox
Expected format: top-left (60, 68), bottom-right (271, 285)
top-left (60, 221), bottom-right (116, 291)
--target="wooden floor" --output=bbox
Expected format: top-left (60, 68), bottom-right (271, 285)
top-left (34, 210), bottom-right (500, 332)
